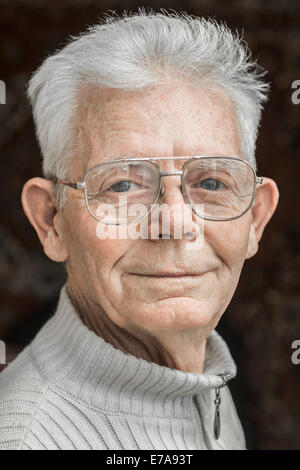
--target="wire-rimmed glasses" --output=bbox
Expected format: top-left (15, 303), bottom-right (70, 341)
top-left (51, 156), bottom-right (263, 225)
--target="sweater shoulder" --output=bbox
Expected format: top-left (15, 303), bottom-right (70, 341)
top-left (0, 344), bottom-right (46, 450)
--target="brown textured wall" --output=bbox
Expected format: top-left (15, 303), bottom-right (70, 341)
top-left (0, 0), bottom-right (299, 450)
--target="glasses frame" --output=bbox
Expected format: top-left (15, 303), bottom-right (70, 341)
top-left (52, 156), bottom-right (263, 224)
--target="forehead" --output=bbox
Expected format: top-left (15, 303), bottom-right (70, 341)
top-left (75, 82), bottom-right (241, 170)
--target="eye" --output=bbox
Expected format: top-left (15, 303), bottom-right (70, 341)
top-left (197, 178), bottom-right (228, 191)
top-left (108, 180), bottom-right (139, 192)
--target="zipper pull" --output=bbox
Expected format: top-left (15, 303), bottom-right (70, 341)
top-left (213, 387), bottom-right (221, 439)
top-left (213, 371), bottom-right (232, 440)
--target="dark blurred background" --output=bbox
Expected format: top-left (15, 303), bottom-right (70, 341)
top-left (0, 0), bottom-right (299, 450)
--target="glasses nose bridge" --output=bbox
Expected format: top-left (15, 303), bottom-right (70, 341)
top-left (159, 169), bottom-right (184, 198)
top-left (160, 170), bottom-right (183, 177)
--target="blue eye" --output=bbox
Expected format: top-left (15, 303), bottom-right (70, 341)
top-left (198, 178), bottom-right (228, 191)
top-left (109, 181), bottom-right (139, 192)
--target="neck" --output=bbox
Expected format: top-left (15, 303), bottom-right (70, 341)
top-left (66, 282), bottom-right (208, 373)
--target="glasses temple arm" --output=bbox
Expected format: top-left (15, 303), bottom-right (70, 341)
top-left (52, 178), bottom-right (85, 190)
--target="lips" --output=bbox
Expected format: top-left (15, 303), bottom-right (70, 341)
top-left (129, 271), bottom-right (202, 277)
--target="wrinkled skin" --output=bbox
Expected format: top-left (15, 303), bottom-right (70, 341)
top-left (21, 82), bottom-right (279, 372)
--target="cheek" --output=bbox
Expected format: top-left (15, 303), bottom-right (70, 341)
top-left (207, 218), bottom-right (251, 271)
top-left (92, 238), bottom-right (133, 269)
top-left (67, 213), bottom-right (135, 279)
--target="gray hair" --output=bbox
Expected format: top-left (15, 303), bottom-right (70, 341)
top-left (27, 9), bottom-right (269, 208)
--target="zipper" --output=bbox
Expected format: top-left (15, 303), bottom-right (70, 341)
top-left (213, 371), bottom-right (233, 440)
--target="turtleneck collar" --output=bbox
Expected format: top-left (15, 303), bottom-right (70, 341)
top-left (31, 284), bottom-right (237, 419)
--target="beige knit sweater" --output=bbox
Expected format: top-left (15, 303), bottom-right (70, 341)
top-left (0, 284), bottom-right (246, 450)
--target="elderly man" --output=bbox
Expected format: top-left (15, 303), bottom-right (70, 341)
top-left (0, 11), bottom-right (278, 450)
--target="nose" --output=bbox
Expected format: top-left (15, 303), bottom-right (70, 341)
top-left (146, 177), bottom-right (202, 241)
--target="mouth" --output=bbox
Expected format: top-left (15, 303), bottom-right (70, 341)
top-left (129, 272), bottom-right (202, 278)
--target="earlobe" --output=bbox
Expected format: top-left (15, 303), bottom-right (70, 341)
top-left (21, 177), bottom-right (68, 262)
top-left (245, 224), bottom-right (258, 259)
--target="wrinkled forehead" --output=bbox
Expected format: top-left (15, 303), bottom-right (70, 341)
top-left (73, 82), bottom-right (241, 174)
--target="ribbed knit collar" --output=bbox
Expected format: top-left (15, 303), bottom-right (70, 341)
top-left (31, 284), bottom-right (237, 419)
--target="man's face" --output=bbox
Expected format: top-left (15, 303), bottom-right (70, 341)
top-left (61, 82), bottom-right (254, 335)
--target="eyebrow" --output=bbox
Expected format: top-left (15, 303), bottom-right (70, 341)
top-left (99, 153), bottom-right (159, 163)
top-left (98, 154), bottom-right (243, 164)
top-left (98, 153), bottom-right (220, 163)
top-left (192, 158), bottom-right (244, 169)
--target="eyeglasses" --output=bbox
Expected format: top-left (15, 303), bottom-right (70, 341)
top-left (52, 156), bottom-right (263, 225)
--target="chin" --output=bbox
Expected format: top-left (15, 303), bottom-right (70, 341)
top-left (127, 298), bottom-right (216, 332)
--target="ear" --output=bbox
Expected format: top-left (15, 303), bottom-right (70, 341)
top-left (246, 177), bottom-right (279, 259)
top-left (21, 177), bottom-right (68, 262)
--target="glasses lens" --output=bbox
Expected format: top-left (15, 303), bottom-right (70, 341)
top-left (183, 158), bottom-right (255, 220)
top-left (85, 161), bottom-right (160, 224)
